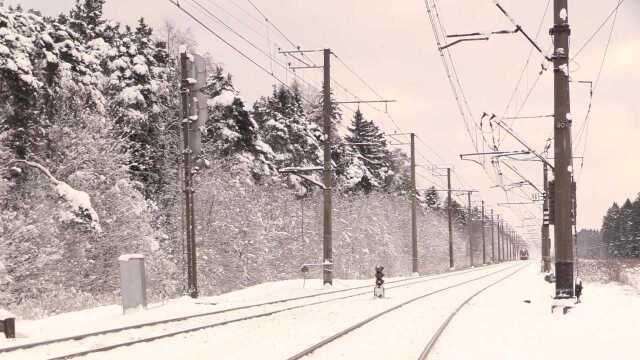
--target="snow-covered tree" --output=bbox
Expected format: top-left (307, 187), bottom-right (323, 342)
top-left (344, 109), bottom-right (390, 193)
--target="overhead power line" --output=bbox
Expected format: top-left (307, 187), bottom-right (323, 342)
top-left (572, 0), bottom-right (626, 61)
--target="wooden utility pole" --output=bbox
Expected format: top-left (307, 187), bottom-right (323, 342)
top-left (410, 133), bottom-right (418, 273)
top-left (322, 48), bottom-right (333, 286)
top-left (542, 163), bottom-right (551, 271)
top-left (481, 200), bottom-right (486, 265)
top-left (467, 191), bottom-right (473, 266)
top-left (447, 168), bottom-right (454, 269)
top-left (552, 0), bottom-right (575, 297)
top-left (491, 209), bottom-right (495, 263)
top-left (180, 49), bottom-right (198, 298)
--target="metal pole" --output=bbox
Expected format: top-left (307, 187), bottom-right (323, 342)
top-left (496, 216), bottom-right (501, 262)
top-left (542, 162), bottom-right (551, 272)
top-left (491, 209), bottom-right (495, 263)
top-left (180, 50), bottom-right (197, 298)
top-left (552, 0), bottom-right (575, 298)
top-left (410, 133), bottom-right (418, 273)
top-left (322, 48), bottom-right (333, 286)
top-left (481, 200), bottom-right (486, 265)
top-left (447, 168), bottom-right (454, 269)
top-left (467, 191), bottom-right (473, 267)
top-left (502, 224), bottom-right (509, 261)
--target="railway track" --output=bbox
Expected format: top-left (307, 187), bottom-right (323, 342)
top-left (285, 263), bottom-right (527, 360)
top-left (1, 263), bottom-right (509, 360)
top-left (417, 263), bottom-right (528, 359)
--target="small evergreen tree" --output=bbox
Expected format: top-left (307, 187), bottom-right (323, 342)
top-left (423, 186), bottom-right (440, 210)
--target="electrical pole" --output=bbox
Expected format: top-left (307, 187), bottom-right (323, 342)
top-left (447, 168), bottom-right (454, 269)
top-left (467, 191), bottom-right (473, 267)
top-left (505, 226), bottom-right (510, 261)
top-left (542, 162), bottom-right (551, 272)
top-left (481, 200), bottom-right (486, 265)
top-left (180, 50), bottom-right (198, 298)
top-left (552, 0), bottom-right (575, 298)
top-left (497, 216), bottom-right (501, 262)
top-left (410, 133), bottom-right (418, 273)
top-left (491, 209), bottom-right (495, 263)
top-left (322, 48), bottom-right (333, 286)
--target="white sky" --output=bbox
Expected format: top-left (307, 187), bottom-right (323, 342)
top-left (10, 0), bottom-right (640, 246)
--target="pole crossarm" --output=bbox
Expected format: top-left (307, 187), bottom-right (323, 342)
top-left (492, 119), bottom-right (554, 169)
top-left (335, 100), bottom-right (397, 104)
top-left (439, 37), bottom-right (489, 50)
top-left (493, 1), bottom-right (552, 61)
top-left (460, 150), bottom-right (531, 160)
top-left (278, 49), bottom-right (325, 54)
top-left (446, 29), bottom-right (517, 38)
top-left (289, 65), bottom-right (323, 70)
top-left (501, 161), bottom-right (543, 194)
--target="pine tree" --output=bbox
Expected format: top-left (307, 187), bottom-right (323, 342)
top-left (602, 202), bottom-right (621, 256)
top-left (70, 0), bottom-right (105, 27)
top-left (69, 0), bottom-right (106, 39)
top-left (342, 110), bottom-right (389, 192)
top-left (423, 186), bottom-right (440, 210)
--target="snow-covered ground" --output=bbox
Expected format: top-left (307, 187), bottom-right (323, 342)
top-left (2, 262), bottom-right (638, 359)
top-left (431, 264), bottom-right (640, 360)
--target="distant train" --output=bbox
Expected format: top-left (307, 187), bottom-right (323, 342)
top-left (519, 249), bottom-right (529, 260)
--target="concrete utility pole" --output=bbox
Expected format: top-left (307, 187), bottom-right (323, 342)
top-left (180, 50), bottom-right (198, 298)
top-left (447, 168), bottom-right (454, 269)
top-left (322, 48), bottom-right (333, 286)
top-left (552, 0), bottom-right (575, 298)
top-left (410, 133), bottom-right (418, 273)
top-left (481, 201), bottom-right (486, 265)
top-left (505, 227), bottom-right (510, 261)
top-left (491, 209), bottom-right (495, 263)
top-left (542, 162), bottom-right (551, 271)
top-left (496, 216), bottom-right (501, 262)
top-left (467, 191), bottom-right (473, 266)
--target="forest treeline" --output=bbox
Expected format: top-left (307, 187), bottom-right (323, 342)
top-left (0, 1), bottom-right (490, 317)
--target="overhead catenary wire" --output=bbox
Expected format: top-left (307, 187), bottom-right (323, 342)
top-left (169, 0), bottom-right (323, 108)
top-left (176, 0), bottom-right (457, 196)
top-left (423, 0), bottom-right (479, 152)
top-left (576, 3), bottom-right (620, 181)
top-left (571, 0), bottom-right (626, 61)
top-left (186, 0), bottom-right (323, 93)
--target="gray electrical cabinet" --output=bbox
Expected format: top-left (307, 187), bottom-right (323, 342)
top-left (118, 254), bottom-right (147, 313)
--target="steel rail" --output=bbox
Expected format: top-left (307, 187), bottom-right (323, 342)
top-left (284, 263), bottom-right (523, 360)
top-left (0, 265), bottom-right (495, 355)
top-left (3, 264), bottom-right (508, 358)
top-left (418, 263), bottom-right (529, 359)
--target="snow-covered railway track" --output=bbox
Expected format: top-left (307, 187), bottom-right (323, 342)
top-left (0, 264), bottom-right (502, 360)
top-left (417, 264), bottom-right (528, 359)
top-left (284, 263), bottom-right (526, 360)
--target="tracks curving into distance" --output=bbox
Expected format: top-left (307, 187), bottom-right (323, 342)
top-left (285, 263), bottom-right (527, 360)
top-left (1, 263), bottom-right (508, 360)
top-left (417, 263), bottom-right (529, 360)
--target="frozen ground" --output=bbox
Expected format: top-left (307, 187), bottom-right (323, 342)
top-left (431, 264), bottom-right (640, 360)
top-left (1, 262), bottom-right (638, 359)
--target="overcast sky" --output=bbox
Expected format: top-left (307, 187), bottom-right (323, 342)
top-left (9, 0), bottom-right (640, 245)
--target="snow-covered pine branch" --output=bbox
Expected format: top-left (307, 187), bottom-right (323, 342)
top-left (6, 160), bottom-right (102, 232)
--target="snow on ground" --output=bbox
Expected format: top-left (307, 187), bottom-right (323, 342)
top-left (431, 264), bottom-right (640, 360)
top-left (0, 271), bottom-right (433, 348)
top-left (0, 264), bottom-right (511, 359)
top-left (2, 262), bottom-right (637, 360)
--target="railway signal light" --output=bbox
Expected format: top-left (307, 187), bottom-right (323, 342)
top-left (374, 265), bottom-right (385, 298)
